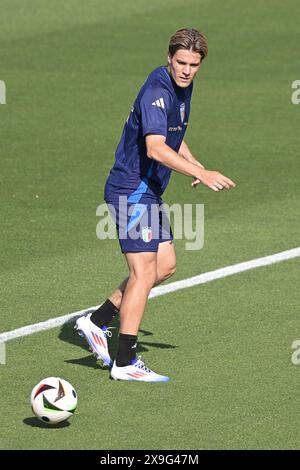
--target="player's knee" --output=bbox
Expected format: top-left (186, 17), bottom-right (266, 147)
top-left (129, 266), bottom-right (157, 287)
top-left (165, 263), bottom-right (176, 279)
top-left (169, 263), bottom-right (176, 277)
top-left (144, 269), bottom-right (157, 287)
top-left (158, 263), bottom-right (176, 283)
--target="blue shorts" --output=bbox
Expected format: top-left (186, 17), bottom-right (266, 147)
top-left (105, 194), bottom-right (173, 253)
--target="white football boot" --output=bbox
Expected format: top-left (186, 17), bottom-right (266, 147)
top-left (75, 313), bottom-right (113, 367)
top-left (110, 356), bottom-right (170, 382)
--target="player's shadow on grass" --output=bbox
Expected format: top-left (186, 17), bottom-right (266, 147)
top-left (23, 417), bottom-right (71, 428)
top-left (58, 312), bottom-right (177, 369)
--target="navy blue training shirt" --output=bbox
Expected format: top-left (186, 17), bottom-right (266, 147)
top-left (105, 66), bottom-right (193, 201)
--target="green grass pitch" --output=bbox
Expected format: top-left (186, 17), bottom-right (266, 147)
top-left (1, 0), bottom-right (300, 450)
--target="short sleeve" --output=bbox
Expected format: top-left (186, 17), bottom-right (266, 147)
top-left (139, 86), bottom-right (171, 137)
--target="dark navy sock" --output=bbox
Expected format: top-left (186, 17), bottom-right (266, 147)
top-left (90, 299), bottom-right (119, 329)
top-left (116, 333), bottom-right (137, 367)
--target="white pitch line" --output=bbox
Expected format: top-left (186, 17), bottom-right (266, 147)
top-left (1, 246), bottom-right (300, 343)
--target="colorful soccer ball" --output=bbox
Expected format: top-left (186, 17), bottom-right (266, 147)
top-left (30, 377), bottom-right (77, 425)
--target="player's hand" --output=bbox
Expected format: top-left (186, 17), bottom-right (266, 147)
top-left (194, 169), bottom-right (236, 192)
top-left (191, 177), bottom-right (201, 187)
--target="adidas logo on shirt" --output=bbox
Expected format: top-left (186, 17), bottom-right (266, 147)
top-left (152, 98), bottom-right (165, 109)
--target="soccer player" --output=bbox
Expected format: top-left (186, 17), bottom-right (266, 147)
top-left (75, 28), bottom-right (235, 382)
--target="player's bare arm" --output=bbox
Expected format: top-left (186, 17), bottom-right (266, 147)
top-left (179, 140), bottom-right (204, 167)
top-left (146, 134), bottom-right (236, 192)
top-left (179, 140), bottom-right (205, 187)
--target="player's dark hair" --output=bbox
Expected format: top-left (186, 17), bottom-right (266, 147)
top-left (168, 28), bottom-right (208, 60)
